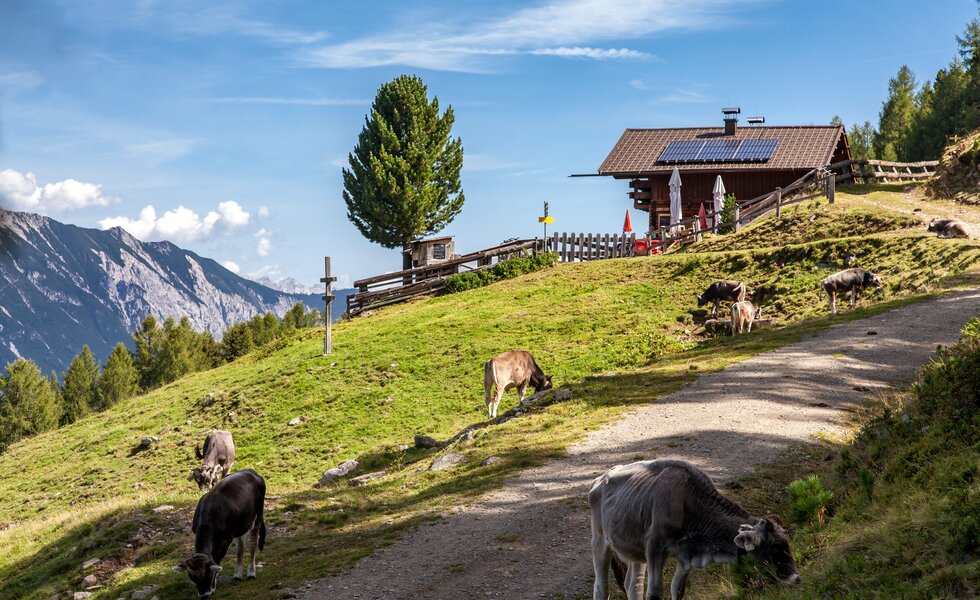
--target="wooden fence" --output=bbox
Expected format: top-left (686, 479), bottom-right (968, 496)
top-left (346, 238), bottom-right (545, 316)
top-left (831, 159), bottom-right (938, 184)
top-left (547, 232), bottom-right (636, 262)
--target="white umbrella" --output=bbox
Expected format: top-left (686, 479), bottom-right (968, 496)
top-left (668, 168), bottom-right (682, 234)
top-left (712, 175), bottom-right (726, 231)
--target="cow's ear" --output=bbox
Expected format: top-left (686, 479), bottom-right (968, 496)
top-left (173, 562), bottom-right (188, 572)
top-left (209, 564), bottom-right (223, 573)
top-left (766, 513), bottom-right (783, 528)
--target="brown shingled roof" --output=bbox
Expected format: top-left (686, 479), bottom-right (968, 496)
top-left (598, 126), bottom-right (844, 175)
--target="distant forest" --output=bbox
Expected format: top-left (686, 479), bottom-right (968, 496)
top-left (839, 7), bottom-right (980, 162)
top-left (0, 303), bottom-right (321, 453)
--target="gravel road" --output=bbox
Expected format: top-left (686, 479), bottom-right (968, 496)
top-left (294, 288), bottom-right (980, 600)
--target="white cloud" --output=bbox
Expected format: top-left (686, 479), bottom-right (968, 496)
top-left (257, 205), bottom-right (270, 218)
top-left (98, 202), bottom-right (252, 243)
top-left (124, 138), bottom-right (198, 164)
top-left (255, 228), bottom-right (273, 257)
top-left (171, 8), bottom-right (326, 45)
top-left (0, 70), bottom-right (43, 97)
top-left (218, 200), bottom-right (251, 227)
top-left (0, 169), bottom-right (117, 213)
top-left (221, 260), bottom-right (241, 273)
top-left (465, 154), bottom-right (524, 172)
top-left (302, 0), bottom-right (749, 71)
top-left (247, 264), bottom-right (281, 280)
top-left (657, 89), bottom-right (710, 103)
top-left (630, 78), bottom-right (653, 90)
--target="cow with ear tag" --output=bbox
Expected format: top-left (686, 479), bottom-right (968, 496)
top-left (174, 469), bottom-right (266, 598)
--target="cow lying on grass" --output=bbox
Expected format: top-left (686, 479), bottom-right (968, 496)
top-left (821, 268), bottom-right (882, 316)
top-left (484, 350), bottom-right (552, 419)
top-left (188, 430), bottom-right (236, 492)
top-left (928, 218), bottom-right (970, 238)
top-left (697, 280), bottom-right (746, 316)
top-left (589, 460), bottom-right (799, 600)
top-left (175, 469), bottom-right (266, 598)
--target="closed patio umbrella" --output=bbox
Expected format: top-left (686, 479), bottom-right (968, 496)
top-left (712, 175), bottom-right (726, 231)
top-left (669, 168), bottom-right (682, 234)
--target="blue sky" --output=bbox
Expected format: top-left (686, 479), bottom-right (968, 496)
top-left (0, 0), bottom-right (976, 288)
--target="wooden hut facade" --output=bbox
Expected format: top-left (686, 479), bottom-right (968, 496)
top-left (595, 113), bottom-right (851, 234)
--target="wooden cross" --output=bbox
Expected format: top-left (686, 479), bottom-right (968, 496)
top-left (320, 256), bottom-right (337, 355)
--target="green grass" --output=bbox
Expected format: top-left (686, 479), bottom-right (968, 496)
top-left (1, 188), bottom-right (978, 599)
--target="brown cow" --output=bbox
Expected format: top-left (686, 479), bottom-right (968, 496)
top-left (697, 280), bottom-right (746, 316)
top-left (822, 268), bottom-right (882, 316)
top-left (484, 350), bottom-right (552, 419)
top-left (928, 218), bottom-right (970, 239)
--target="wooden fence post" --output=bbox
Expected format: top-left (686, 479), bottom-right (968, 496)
top-left (659, 227), bottom-right (667, 253)
top-left (775, 187), bottom-right (782, 217)
top-left (733, 205), bottom-right (741, 232)
top-left (693, 218), bottom-right (702, 242)
top-left (829, 174), bottom-right (835, 203)
top-left (320, 257), bottom-right (337, 356)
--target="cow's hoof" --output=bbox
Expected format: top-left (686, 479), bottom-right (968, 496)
top-left (234, 576), bottom-right (243, 581)
top-left (247, 575), bottom-right (257, 580)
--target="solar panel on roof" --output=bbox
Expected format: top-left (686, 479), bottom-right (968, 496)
top-left (733, 139), bottom-right (778, 161)
top-left (657, 138), bottom-right (778, 164)
top-left (658, 140), bottom-right (705, 163)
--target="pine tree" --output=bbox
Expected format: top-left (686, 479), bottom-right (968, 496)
top-left (221, 323), bottom-right (255, 362)
top-left (133, 315), bottom-right (164, 389)
top-left (343, 74), bottom-right (465, 250)
top-left (60, 346), bottom-right (100, 425)
top-left (98, 343), bottom-right (139, 409)
top-left (0, 360), bottom-right (60, 451)
top-left (877, 65), bottom-right (920, 161)
top-left (847, 121), bottom-right (878, 161)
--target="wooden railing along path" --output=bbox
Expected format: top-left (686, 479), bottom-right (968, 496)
top-left (547, 232), bottom-right (636, 262)
top-left (347, 238), bottom-right (544, 316)
top-left (831, 158), bottom-right (938, 184)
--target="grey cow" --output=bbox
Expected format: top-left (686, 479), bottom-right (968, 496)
top-left (188, 430), bottom-right (236, 492)
top-left (697, 280), bottom-right (746, 316)
top-left (589, 460), bottom-right (799, 600)
top-left (821, 268), bottom-right (882, 316)
top-left (928, 218), bottom-right (970, 238)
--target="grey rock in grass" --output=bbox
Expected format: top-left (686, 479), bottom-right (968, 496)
top-left (151, 504), bottom-right (174, 513)
top-left (349, 471), bottom-right (387, 486)
top-left (130, 586), bottom-right (159, 600)
top-left (73, 593), bottom-right (93, 600)
top-left (138, 436), bottom-right (159, 449)
top-left (553, 388), bottom-right (572, 402)
top-left (287, 416), bottom-right (308, 426)
top-left (81, 557), bottom-right (100, 569)
top-left (430, 453), bottom-right (468, 471)
top-left (82, 574), bottom-right (97, 587)
top-left (414, 434), bottom-right (439, 449)
top-left (318, 459), bottom-right (359, 486)
top-left (481, 456), bottom-right (502, 466)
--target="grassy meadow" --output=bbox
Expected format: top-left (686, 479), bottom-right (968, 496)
top-left (1, 187), bottom-right (979, 599)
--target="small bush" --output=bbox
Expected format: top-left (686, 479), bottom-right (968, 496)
top-left (787, 475), bottom-right (833, 528)
top-left (445, 253), bottom-right (557, 294)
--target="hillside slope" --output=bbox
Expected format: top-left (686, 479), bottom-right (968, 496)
top-left (0, 191), bottom-right (977, 599)
top-left (0, 207), bottom-right (322, 373)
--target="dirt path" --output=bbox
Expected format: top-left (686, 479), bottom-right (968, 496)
top-left (295, 288), bottom-right (980, 600)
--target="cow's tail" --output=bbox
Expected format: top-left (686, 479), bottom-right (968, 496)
top-left (611, 555), bottom-right (628, 594)
top-left (484, 359), bottom-right (496, 402)
top-left (735, 281), bottom-right (746, 302)
top-left (258, 520), bottom-right (266, 551)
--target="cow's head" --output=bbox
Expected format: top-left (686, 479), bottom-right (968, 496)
top-left (927, 219), bottom-right (941, 232)
top-left (734, 516), bottom-right (800, 586)
top-left (174, 553), bottom-right (222, 597)
top-left (188, 465), bottom-right (221, 492)
top-left (696, 293), bottom-right (709, 307)
top-left (864, 271), bottom-right (883, 288)
top-left (535, 374), bottom-right (554, 392)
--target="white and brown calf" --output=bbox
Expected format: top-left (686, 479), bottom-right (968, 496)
top-left (189, 430), bottom-right (235, 492)
top-left (483, 350), bottom-right (552, 419)
top-left (730, 301), bottom-right (759, 335)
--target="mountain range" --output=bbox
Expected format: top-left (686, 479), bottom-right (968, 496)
top-left (0, 207), bottom-right (351, 374)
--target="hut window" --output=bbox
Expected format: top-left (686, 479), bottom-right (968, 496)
top-left (658, 215), bottom-right (671, 228)
top-left (432, 243), bottom-right (446, 260)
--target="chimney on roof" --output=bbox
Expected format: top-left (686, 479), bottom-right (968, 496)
top-left (722, 107), bottom-right (740, 135)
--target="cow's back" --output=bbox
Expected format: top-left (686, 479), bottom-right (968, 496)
top-left (207, 430), bottom-right (235, 464)
top-left (196, 469), bottom-right (265, 538)
top-left (489, 350), bottom-right (537, 387)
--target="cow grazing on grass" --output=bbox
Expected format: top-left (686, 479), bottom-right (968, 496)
top-left (730, 301), bottom-right (760, 335)
top-left (821, 268), bottom-right (882, 316)
top-left (189, 430), bottom-right (236, 492)
top-left (484, 350), bottom-right (552, 419)
top-left (928, 218), bottom-right (970, 239)
top-left (697, 280), bottom-right (746, 316)
top-left (589, 460), bottom-right (799, 600)
top-left (175, 469), bottom-right (266, 598)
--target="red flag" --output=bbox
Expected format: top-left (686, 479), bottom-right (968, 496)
top-left (697, 203), bottom-right (708, 231)
top-left (623, 210), bottom-right (633, 233)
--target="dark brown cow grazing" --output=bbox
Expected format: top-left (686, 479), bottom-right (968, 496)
top-left (189, 430), bottom-right (236, 492)
top-left (484, 350), bottom-right (552, 419)
top-left (590, 460), bottom-right (799, 600)
top-left (822, 268), bottom-right (882, 316)
top-left (697, 280), bottom-right (746, 316)
top-left (928, 218), bottom-right (970, 238)
top-left (175, 469), bottom-right (266, 598)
